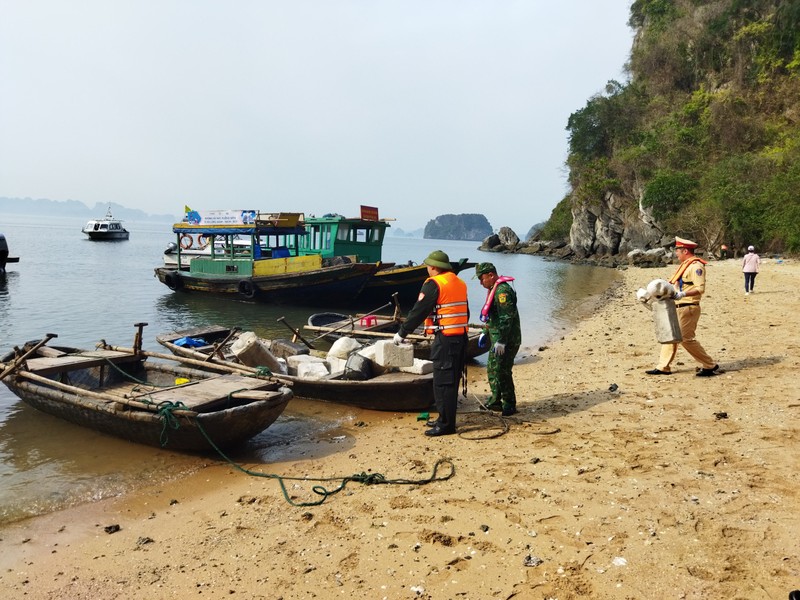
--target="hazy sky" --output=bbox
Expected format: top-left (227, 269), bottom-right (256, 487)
top-left (1, 1), bottom-right (633, 232)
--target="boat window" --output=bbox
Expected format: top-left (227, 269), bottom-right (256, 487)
top-left (336, 224), bottom-right (350, 241)
top-left (305, 225), bottom-right (332, 251)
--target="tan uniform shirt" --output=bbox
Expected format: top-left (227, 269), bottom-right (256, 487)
top-left (670, 257), bottom-right (706, 306)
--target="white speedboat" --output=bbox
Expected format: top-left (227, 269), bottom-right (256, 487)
top-left (82, 207), bottom-right (129, 240)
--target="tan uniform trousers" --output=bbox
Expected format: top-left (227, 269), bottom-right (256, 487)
top-left (657, 304), bottom-right (715, 371)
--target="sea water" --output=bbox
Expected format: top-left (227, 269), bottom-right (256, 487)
top-left (0, 214), bottom-right (618, 524)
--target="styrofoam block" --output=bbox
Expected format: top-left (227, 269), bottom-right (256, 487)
top-left (356, 344), bottom-right (386, 375)
top-left (286, 353), bottom-right (326, 375)
top-left (269, 338), bottom-right (310, 359)
top-left (327, 337), bottom-right (363, 360)
top-left (326, 356), bottom-right (347, 373)
top-left (374, 339), bottom-right (414, 367)
top-left (400, 358), bottom-right (434, 374)
top-left (357, 345), bottom-right (377, 361)
top-left (296, 362), bottom-right (330, 379)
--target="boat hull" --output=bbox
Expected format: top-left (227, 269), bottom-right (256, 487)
top-left (154, 262), bottom-right (378, 306)
top-left (0, 345), bottom-right (292, 452)
top-left (279, 371), bottom-right (433, 411)
top-left (83, 231), bottom-right (130, 241)
top-left (356, 260), bottom-right (477, 308)
top-left (11, 381), bottom-right (287, 450)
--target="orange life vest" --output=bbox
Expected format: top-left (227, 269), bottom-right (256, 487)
top-left (423, 272), bottom-right (469, 336)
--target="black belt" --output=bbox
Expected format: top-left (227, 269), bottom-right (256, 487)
top-left (676, 303), bottom-right (699, 309)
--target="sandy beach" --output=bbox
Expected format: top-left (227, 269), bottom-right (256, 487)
top-left (1, 258), bottom-right (798, 600)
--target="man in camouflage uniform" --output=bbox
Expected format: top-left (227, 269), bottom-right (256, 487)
top-left (475, 262), bottom-right (521, 416)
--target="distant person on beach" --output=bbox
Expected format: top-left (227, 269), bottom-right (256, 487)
top-left (742, 245), bottom-right (761, 295)
top-left (393, 250), bottom-right (469, 436)
top-left (475, 262), bottom-right (521, 416)
top-left (646, 237), bottom-right (720, 377)
top-left (720, 244), bottom-right (729, 259)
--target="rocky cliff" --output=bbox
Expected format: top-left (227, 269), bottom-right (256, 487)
top-left (479, 218), bottom-right (672, 269)
top-left (424, 213), bottom-right (493, 241)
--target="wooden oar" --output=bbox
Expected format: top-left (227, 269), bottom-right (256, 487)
top-left (0, 333), bottom-right (58, 381)
top-left (153, 341), bottom-right (297, 387)
top-left (308, 297), bottom-right (397, 343)
top-left (14, 370), bottom-right (199, 415)
top-left (207, 327), bottom-right (241, 362)
top-left (101, 344), bottom-right (271, 378)
top-left (99, 342), bottom-right (250, 373)
top-left (276, 316), bottom-right (315, 349)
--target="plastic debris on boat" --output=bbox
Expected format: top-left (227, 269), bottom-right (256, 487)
top-left (174, 336), bottom-right (207, 348)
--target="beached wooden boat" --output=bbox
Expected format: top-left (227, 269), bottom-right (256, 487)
top-left (154, 210), bottom-right (380, 306)
top-left (305, 312), bottom-right (488, 361)
top-left (156, 325), bottom-right (434, 412)
top-left (81, 207), bottom-right (130, 240)
top-left (0, 335), bottom-right (293, 451)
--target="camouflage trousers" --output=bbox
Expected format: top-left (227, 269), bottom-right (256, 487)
top-left (487, 342), bottom-right (519, 409)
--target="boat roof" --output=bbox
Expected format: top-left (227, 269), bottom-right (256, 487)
top-left (304, 213), bottom-right (392, 228)
top-left (173, 211), bottom-right (307, 236)
top-left (86, 207), bottom-right (124, 223)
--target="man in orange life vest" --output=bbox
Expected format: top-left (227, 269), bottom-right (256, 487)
top-left (393, 250), bottom-right (469, 436)
top-left (646, 236), bottom-right (720, 377)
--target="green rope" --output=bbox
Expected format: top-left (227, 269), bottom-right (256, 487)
top-left (156, 400), bottom-right (190, 447)
top-left (194, 419), bottom-right (455, 507)
top-left (101, 357), bottom-right (453, 504)
top-left (102, 357), bottom-right (175, 389)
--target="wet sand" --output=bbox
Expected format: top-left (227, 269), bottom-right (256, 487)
top-left (1, 258), bottom-right (798, 599)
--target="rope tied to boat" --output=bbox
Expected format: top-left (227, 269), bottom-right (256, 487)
top-left (101, 356), bottom-right (172, 388)
top-left (193, 420), bottom-right (455, 506)
top-left (156, 400), bottom-right (189, 447)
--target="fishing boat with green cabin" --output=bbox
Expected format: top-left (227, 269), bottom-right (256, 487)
top-left (154, 210), bottom-right (379, 306)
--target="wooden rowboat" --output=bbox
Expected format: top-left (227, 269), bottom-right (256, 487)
top-left (156, 325), bottom-right (434, 412)
top-left (0, 336), bottom-right (293, 451)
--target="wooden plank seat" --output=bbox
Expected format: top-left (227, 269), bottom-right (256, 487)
top-left (23, 350), bottom-right (142, 376)
top-left (130, 373), bottom-right (279, 411)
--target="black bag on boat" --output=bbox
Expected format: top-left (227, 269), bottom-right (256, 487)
top-left (342, 352), bottom-right (372, 381)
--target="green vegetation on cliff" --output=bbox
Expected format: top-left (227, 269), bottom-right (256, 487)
top-left (562, 0), bottom-right (800, 253)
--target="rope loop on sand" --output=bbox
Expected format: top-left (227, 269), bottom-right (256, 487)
top-left (194, 420), bottom-right (455, 506)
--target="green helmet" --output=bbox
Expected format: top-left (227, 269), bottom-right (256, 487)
top-left (475, 262), bottom-right (497, 277)
top-left (423, 250), bottom-right (452, 270)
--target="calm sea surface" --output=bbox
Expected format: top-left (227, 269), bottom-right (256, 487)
top-left (0, 214), bottom-right (618, 524)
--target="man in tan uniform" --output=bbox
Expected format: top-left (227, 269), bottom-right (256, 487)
top-left (646, 237), bottom-right (720, 377)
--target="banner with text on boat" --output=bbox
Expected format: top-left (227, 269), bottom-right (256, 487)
top-left (175, 210), bottom-right (306, 235)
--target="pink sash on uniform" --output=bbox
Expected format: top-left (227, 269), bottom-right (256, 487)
top-left (479, 276), bottom-right (515, 323)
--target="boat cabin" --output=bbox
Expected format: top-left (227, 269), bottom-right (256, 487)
top-left (170, 210), bottom-right (322, 276)
top-left (297, 206), bottom-right (391, 263)
top-left (81, 207), bottom-right (130, 240)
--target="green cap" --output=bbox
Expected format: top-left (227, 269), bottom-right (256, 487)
top-left (423, 250), bottom-right (452, 270)
top-left (475, 262), bottom-right (497, 277)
